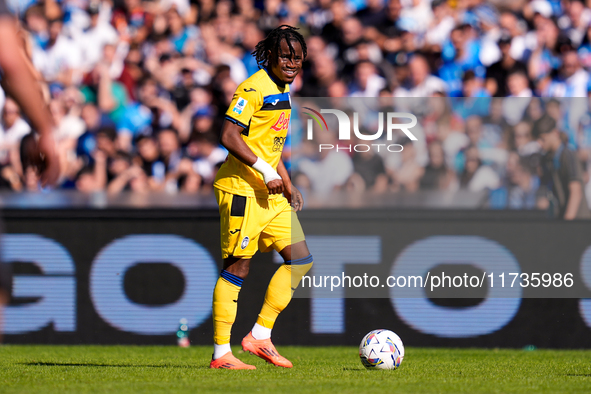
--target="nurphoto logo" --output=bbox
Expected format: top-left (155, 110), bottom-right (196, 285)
top-left (303, 107), bottom-right (418, 153)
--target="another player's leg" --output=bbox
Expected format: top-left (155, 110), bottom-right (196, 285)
top-left (242, 241), bottom-right (313, 368)
top-left (210, 257), bottom-right (256, 370)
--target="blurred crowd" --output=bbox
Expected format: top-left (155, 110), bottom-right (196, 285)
top-left (292, 97), bottom-right (586, 213)
top-left (1, 0), bottom-right (591, 205)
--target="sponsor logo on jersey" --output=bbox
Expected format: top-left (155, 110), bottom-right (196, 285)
top-left (272, 136), bottom-right (286, 152)
top-left (271, 112), bottom-right (290, 132)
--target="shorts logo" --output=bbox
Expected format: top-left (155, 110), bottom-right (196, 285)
top-left (233, 98), bottom-right (248, 115)
top-left (241, 236), bottom-right (250, 249)
top-left (273, 136), bottom-right (286, 152)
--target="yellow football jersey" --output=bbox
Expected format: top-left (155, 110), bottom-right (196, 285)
top-left (214, 69), bottom-right (291, 199)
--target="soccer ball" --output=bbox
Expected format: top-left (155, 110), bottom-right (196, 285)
top-left (359, 329), bottom-right (404, 370)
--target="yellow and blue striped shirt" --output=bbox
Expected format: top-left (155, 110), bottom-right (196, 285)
top-left (214, 68), bottom-right (291, 199)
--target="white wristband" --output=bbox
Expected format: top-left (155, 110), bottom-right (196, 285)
top-left (252, 157), bottom-right (282, 184)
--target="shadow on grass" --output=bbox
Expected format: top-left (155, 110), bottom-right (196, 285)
top-left (566, 374), bottom-right (591, 377)
top-left (23, 362), bottom-right (209, 369)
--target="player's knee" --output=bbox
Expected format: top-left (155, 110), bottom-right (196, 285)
top-left (289, 240), bottom-right (310, 259)
top-left (223, 257), bottom-right (251, 279)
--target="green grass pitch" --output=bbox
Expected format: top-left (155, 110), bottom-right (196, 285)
top-left (1, 345), bottom-right (591, 393)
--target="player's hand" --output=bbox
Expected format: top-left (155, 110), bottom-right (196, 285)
top-left (267, 178), bottom-right (284, 195)
top-left (37, 134), bottom-right (60, 187)
top-left (285, 184), bottom-right (304, 212)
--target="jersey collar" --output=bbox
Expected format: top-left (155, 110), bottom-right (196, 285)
top-left (263, 67), bottom-right (286, 88)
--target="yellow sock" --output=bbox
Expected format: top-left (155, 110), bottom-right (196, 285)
top-left (257, 256), bottom-right (313, 329)
top-left (212, 270), bottom-right (243, 345)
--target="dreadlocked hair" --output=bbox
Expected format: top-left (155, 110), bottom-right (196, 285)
top-left (252, 25), bottom-right (307, 69)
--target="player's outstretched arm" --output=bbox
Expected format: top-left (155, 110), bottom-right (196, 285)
top-left (277, 159), bottom-right (303, 211)
top-left (0, 17), bottom-right (59, 186)
top-left (220, 120), bottom-right (284, 194)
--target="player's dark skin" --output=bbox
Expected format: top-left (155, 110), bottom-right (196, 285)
top-left (0, 16), bottom-right (59, 186)
top-left (219, 38), bottom-right (310, 279)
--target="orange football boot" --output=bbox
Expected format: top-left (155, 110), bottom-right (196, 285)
top-left (241, 332), bottom-right (293, 368)
top-left (209, 352), bottom-right (256, 370)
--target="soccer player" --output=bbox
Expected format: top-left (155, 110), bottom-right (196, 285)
top-left (210, 25), bottom-right (313, 370)
top-left (0, 0), bottom-right (60, 341)
top-left (0, 6), bottom-right (59, 185)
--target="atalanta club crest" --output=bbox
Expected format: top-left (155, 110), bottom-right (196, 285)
top-left (241, 236), bottom-right (250, 249)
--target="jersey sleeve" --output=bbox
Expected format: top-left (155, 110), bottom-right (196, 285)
top-left (225, 81), bottom-right (262, 129)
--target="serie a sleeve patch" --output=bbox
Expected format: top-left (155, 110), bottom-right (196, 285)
top-left (233, 97), bottom-right (248, 115)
